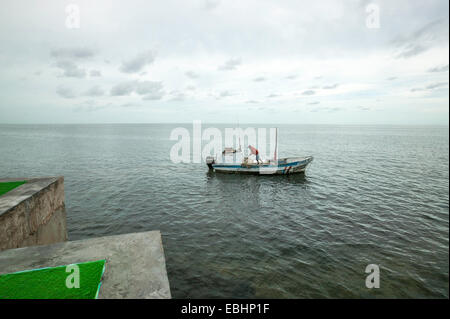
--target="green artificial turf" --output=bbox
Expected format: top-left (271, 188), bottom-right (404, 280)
top-left (0, 260), bottom-right (106, 299)
top-left (0, 181), bottom-right (27, 197)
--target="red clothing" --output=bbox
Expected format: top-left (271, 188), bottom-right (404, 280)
top-left (248, 145), bottom-right (259, 155)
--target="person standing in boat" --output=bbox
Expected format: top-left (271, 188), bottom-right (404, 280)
top-left (248, 145), bottom-right (261, 164)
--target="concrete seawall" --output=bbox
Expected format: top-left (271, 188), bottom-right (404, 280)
top-left (0, 176), bottom-right (171, 298)
top-left (0, 231), bottom-right (171, 298)
top-left (0, 177), bottom-right (67, 251)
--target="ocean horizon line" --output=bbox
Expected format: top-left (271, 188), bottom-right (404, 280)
top-left (0, 122), bottom-right (448, 127)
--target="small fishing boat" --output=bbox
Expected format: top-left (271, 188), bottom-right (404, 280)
top-left (205, 129), bottom-right (313, 175)
top-left (206, 156), bottom-right (313, 175)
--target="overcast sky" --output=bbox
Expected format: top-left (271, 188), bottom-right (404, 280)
top-left (0, 0), bottom-right (448, 124)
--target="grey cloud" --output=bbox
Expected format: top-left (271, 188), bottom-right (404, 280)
top-left (387, 76), bottom-right (397, 80)
top-left (267, 94), bottom-right (279, 98)
top-left (170, 92), bottom-right (187, 101)
top-left (135, 81), bottom-right (163, 95)
top-left (310, 106), bottom-right (342, 113)
top-left (110, 81), bottom-right (136, 96)
top-left (120, 51), bottom-right (155, 73)
top-left (285, 75), bottom-right (297, 80)
top-left (90, 70), bottom-right (102, 77)
top-left (185, 71), bottom-right (199, 79)
top-left (218, 58), bottom-right (241, 70)
top-left (413, 18), bottom-right (446, 39)
top-left (396, 45), bottom-right (427, 58)
top-left (252, 106), bottom-right (274, 112)
top-left (55, 60), bottom-right (86, 78)
top-left (121, 103), bottom-right (141, 108)
top-left (219, 90), bottom-right (234, 97)
top-left (393, 18), bottom-right (449, 59)
top-left (428, 64), bottom-right (449, 72)
top-left (51, 47), bottom-right (95, 59)
top-left (204, 0), bottom-right (220, 10)
top-left (426, 82), bottom-right (448, 89)
top-left (137, 81), bottom-right (164, 100)
top-left (302, 90), bottom-right (315, 95)
top-left (411, 82), bottom-right (448, 92)
top-left (142, 93), bottom-right (164, 100)
top-left (253, 77), bottom-right (266, 82)
top-left (322, 83), bottom-right (339, 89)
top-left (307, 101), bottom-right (320, 105)
top-left (245, 100), bottom-right (259, 104)
top-left (111, 80), bottom-right (164, 99)
top-left (74, 101), bottom-right (112, 112)
top-left (85, 86), bottom-right (104, 97)
top-left (56, 86), bottom-right (76, 99)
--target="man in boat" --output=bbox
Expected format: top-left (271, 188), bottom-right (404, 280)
top-left (248, 145), bottom-right (261, 164)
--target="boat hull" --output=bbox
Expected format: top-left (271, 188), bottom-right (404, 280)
top-left (211, 156), bottom-right (313, 175)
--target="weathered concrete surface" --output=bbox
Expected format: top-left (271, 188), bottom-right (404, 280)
top-left (0, 177), bottom-right (67, 251)
top-left (0, 231), bottom-right (171, 299)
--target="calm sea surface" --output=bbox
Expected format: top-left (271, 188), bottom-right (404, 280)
top-left (0, 124), bottom-right (448, 298)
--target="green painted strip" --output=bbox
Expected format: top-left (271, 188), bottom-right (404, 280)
top-left (0, 181), bottom-right (27, 197)
top-left (0, 259), bottom-right (106, 299)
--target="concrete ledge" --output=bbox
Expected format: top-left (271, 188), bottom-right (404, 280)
top-left (0, 177), bottom-right (67, 251)
top-left (0, 231), bottom-right (171, 299)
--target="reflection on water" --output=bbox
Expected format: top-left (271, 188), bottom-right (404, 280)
top-left (205, 170), bottom-right (309, 185)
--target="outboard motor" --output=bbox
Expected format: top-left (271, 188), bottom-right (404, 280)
top-left (206, 156), bottom-right (215, 169)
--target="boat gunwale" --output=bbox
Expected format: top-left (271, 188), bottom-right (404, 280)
top-left (212, 156), bottom-right (313, 170)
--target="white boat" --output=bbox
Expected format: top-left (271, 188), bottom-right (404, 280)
top-left (205, 128), bottom-right (313, 175)
top-left (206, 156), bottom-right (313, 175)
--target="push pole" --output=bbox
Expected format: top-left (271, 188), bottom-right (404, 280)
top-left (274, 127), bottom-right (278, 162)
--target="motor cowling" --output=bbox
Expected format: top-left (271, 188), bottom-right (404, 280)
top-left (206, 156), bottom-right (215, 169)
